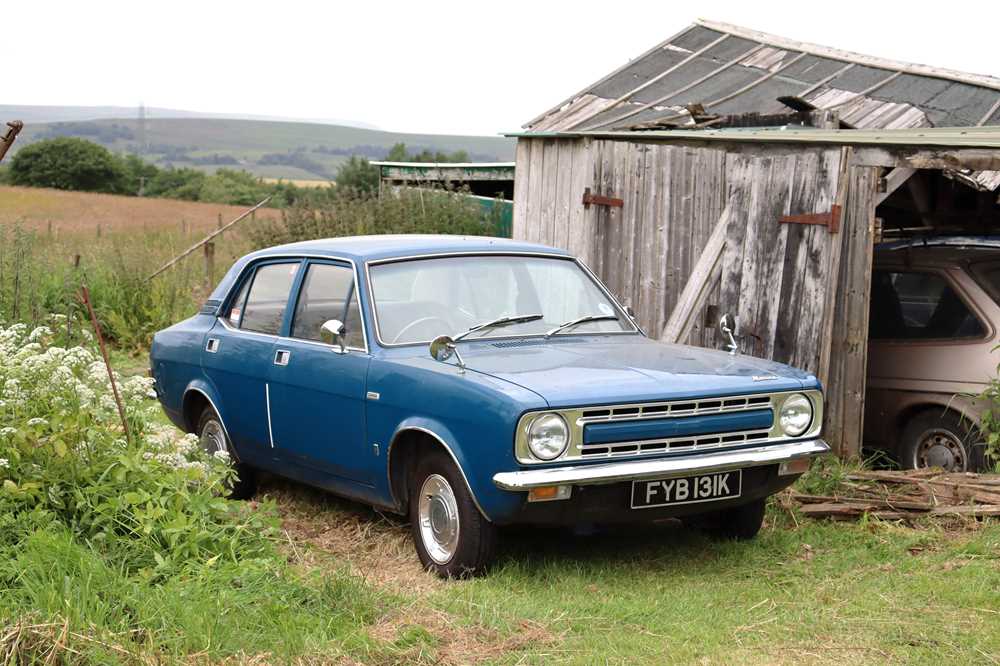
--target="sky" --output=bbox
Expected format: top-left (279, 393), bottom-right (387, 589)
top-left (9, 1), bottom-right (1000, 136)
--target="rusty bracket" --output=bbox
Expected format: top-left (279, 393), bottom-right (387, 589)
top-left (0, 120), bottom-right (24, 163)
top-left (582, 187), bottom-right (623, 209)
top-left (778, 204), bottom-right (841, 234)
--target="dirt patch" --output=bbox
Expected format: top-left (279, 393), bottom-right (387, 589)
top-left (260, 477), bottom-right (442, 595)
top-left (261, 478), bottom-right (558, 664)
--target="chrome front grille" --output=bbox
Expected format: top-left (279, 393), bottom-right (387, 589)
top-left (513, 390), bottom-right (825, 466)
top-left (578, 394), bottom-right (773, 424)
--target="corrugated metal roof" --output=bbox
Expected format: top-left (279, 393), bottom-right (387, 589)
top-left (525, 20), bottom-right (1000, 134)
top-left (507, 126), bottom-right (1000, 148)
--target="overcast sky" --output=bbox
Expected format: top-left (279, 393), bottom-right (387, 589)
top-left (11, 1), bottom-right (1000, 136)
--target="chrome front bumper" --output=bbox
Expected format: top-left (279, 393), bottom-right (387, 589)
top-left (493, 439), bottom-right (830, 491)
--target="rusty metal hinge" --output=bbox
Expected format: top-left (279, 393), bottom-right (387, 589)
top-left (582, 187), bottom-right (623, 209)
top-left (778, 204), bottom-right (841, 234)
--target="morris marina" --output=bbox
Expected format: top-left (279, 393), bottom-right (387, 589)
top-left (151, 235), bottom-right (829, 577)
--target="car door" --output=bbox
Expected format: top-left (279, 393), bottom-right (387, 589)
top-left (201, 259), bottom-right (303, 460)
top-left (266, 259), bottom-right (372, 484)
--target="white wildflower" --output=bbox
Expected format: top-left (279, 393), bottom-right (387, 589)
top-left (0, 427), bottom-right (16, 439)
top-left (0, 458), bottom-right (9, 469)
top-left (212, 450), bottom-right (230, 462)
top-left (26, 417), bottom-right (48, 428)
top-left (27, 326), bottom-right (53, 342)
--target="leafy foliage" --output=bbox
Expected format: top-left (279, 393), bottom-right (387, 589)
top-left (334, 155), bottom-right (379, 195)
top-left (977, 348), bottom-right (1000, 466)
top-left (9, 138), bottom-right (127, 193)
top-left (0, 321), bottom-right (385, 661)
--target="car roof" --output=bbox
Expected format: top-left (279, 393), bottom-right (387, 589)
top-left (247, 234), bottom-right (570, 264)
top-left (875, 237), bottom-right (1000, 268)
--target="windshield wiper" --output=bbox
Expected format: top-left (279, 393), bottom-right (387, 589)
top-left (545, 314), bottom-right (620, 338)
top-left (454, 313), bottom-right (544, 342)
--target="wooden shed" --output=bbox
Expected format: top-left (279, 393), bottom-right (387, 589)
top-left (510, 21), bottom-right (1000, 457)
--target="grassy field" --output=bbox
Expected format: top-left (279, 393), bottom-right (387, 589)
top-left (0, 184), bottom-right (282, 235)
top-left (266, 477), bottom-right (1000, 664)
top-left (3, 187), bottom-right (999, 664)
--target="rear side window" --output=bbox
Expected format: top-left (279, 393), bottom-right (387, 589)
top-left (869, 270), bottom-right (985, 340)
top-left (971, 261), bottom-right (1000, 306)
top-left (291, 263), bottom-right (365, 349)
top-left (239, 263), bottom-right (300, 335)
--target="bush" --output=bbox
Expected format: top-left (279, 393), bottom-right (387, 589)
top-left (247, 187), bottom-right (499, 247)
top-left (334, 156), bottom-right (379, 195)
top-left (978, 352), bottom-right (1000, 467)
top-left (0, 320), bottom-right (384, 661)
top-left (9, 137), bottom-right (127, 193)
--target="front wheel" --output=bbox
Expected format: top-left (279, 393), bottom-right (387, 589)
top-left (408, 451), bottom-right (497, 578)
top-left (899, 410), bottom-right (986, 472)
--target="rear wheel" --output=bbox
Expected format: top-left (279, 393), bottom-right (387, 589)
top-left (899, 410), bottom-right (985, 472)
top-left (197, 407), bottom-right (257, 500)
top-left (689, 497), bottom-right (767, 541)
top-left (408, 450), bottom-right (497, 578)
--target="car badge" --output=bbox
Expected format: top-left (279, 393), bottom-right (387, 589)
top-left (752, 375), bottom-right (779, 382)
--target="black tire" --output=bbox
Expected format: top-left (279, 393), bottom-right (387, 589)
top-left (196, 407), bottom-right (257, 500)
top-left (899, 410), bottom-right (986, 472)
top-left (408, 450), bottom-right (497, 578)
top-left (689, 497), bottom-right (767, 541)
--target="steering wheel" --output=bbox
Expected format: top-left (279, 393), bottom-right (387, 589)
top-left (392, 316), bottom-right (452, 344)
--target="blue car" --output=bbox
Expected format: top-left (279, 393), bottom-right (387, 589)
top-left (151, 235), bottom-right (829, 577)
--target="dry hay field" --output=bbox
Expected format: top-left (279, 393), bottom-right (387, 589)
top-left (0, 184), bottom-right (282, 236)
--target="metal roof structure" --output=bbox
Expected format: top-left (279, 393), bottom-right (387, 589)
top-left (526, 19), bottom-right (1000, 134)
top-left (508, 125), bottom-right (1000, 148)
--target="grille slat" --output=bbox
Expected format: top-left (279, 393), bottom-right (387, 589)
top-left (579, 394), bottom-right (772, 424)
top-left (579, 428), bottom-right (773, 459)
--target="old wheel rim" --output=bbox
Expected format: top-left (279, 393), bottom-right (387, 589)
top-left (418, 474), bottom-right (460, 565)
top-left (200, 420), bottom-right (227, 457)
top-left (915, 428), bottom-right (967, 471)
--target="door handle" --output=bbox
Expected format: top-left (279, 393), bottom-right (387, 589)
top-left (273, 349), bottom-right (291, 366)
top-left (206, 338), bottom-right (220, 353)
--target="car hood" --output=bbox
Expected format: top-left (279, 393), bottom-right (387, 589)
top-left (459, 335), bottom-right (816, 408)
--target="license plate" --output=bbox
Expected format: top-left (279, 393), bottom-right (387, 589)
top-left (631, 470), bottom-right (742, 509)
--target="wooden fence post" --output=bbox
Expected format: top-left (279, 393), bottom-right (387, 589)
top-left (204, 242), bottom-right (215, 287)
top-left (217, 213), bottom-right (223, 231)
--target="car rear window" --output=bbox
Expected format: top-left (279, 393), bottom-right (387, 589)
top-left (971, 261), bottom-right (1000, 306)
top-left (239, 262), bottom-right (300, 335)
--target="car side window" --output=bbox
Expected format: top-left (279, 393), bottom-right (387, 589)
top-left (239, 263), bottom-right (300, 335)
top-left (291, 263), bottom-right (365, 349)
top-left (869, 270), bottom-right (985, 341)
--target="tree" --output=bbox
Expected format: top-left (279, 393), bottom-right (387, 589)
top-left (9, 137), bottom-right (126, 193)
top-left (334, 156), bottom-right (379, 196)
top-left (385, 142), bottom-right (408, 162)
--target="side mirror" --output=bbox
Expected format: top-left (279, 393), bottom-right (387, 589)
top-left (719, 314), bottom-right (738, 356)
top-left (320, 319), bottom-right (347, 353)
top-left (429, 334), bottom-right (465, 371)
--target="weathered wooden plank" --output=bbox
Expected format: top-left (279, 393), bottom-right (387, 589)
top-left (825, 165), bottom-right (878, 458)
top-left (524, 139), bottom-right (546, 244)
top-left (566, 139), bottom-right (593, 263)
top-left (512, 139), bottom-right (532, 241)
top-left (874, 166), bottom-right (916, 206)
top-left (552, 140), bottom-right (574, 250)
top-left (661, 205), bottom-right (729, 343)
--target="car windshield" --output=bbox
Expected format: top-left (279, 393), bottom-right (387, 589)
top-left (369, 255), bottom-right (635, 345)
top-left (971, 260), bottom-right (1000, 306)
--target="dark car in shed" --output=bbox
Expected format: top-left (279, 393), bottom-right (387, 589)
top-left (865, 238), bottom-right (1000, 471)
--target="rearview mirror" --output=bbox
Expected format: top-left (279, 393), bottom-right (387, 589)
top-left (719, 314), bottom-right (738, 356)
top-left (320, 319), bottom-right (347, 353)
top-left (429, 334), bottom-right (465, 371)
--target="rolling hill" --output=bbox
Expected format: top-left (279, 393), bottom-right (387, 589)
top-left (5, 114), bottom-right (516, 181)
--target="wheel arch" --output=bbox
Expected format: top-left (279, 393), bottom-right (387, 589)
top-left (894, 398), bottom-right (982, 444)
top-left (386, 422), bottom-right (492, 522)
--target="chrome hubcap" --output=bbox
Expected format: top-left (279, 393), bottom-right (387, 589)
top-left (418, 474), bottom-right (460, 564)
top-left (915, 428), bottom-right (967, 471)
top-left (200, 420), bottom-right (227, 457)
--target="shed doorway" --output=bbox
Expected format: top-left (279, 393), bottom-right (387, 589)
top-left (863, 168), bottom-right (1000, 471)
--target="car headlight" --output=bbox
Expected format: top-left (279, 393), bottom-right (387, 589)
top-left (527, 413), bottom-right (569, 461)
top-left (779, 393), bottom-right (813, 437)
